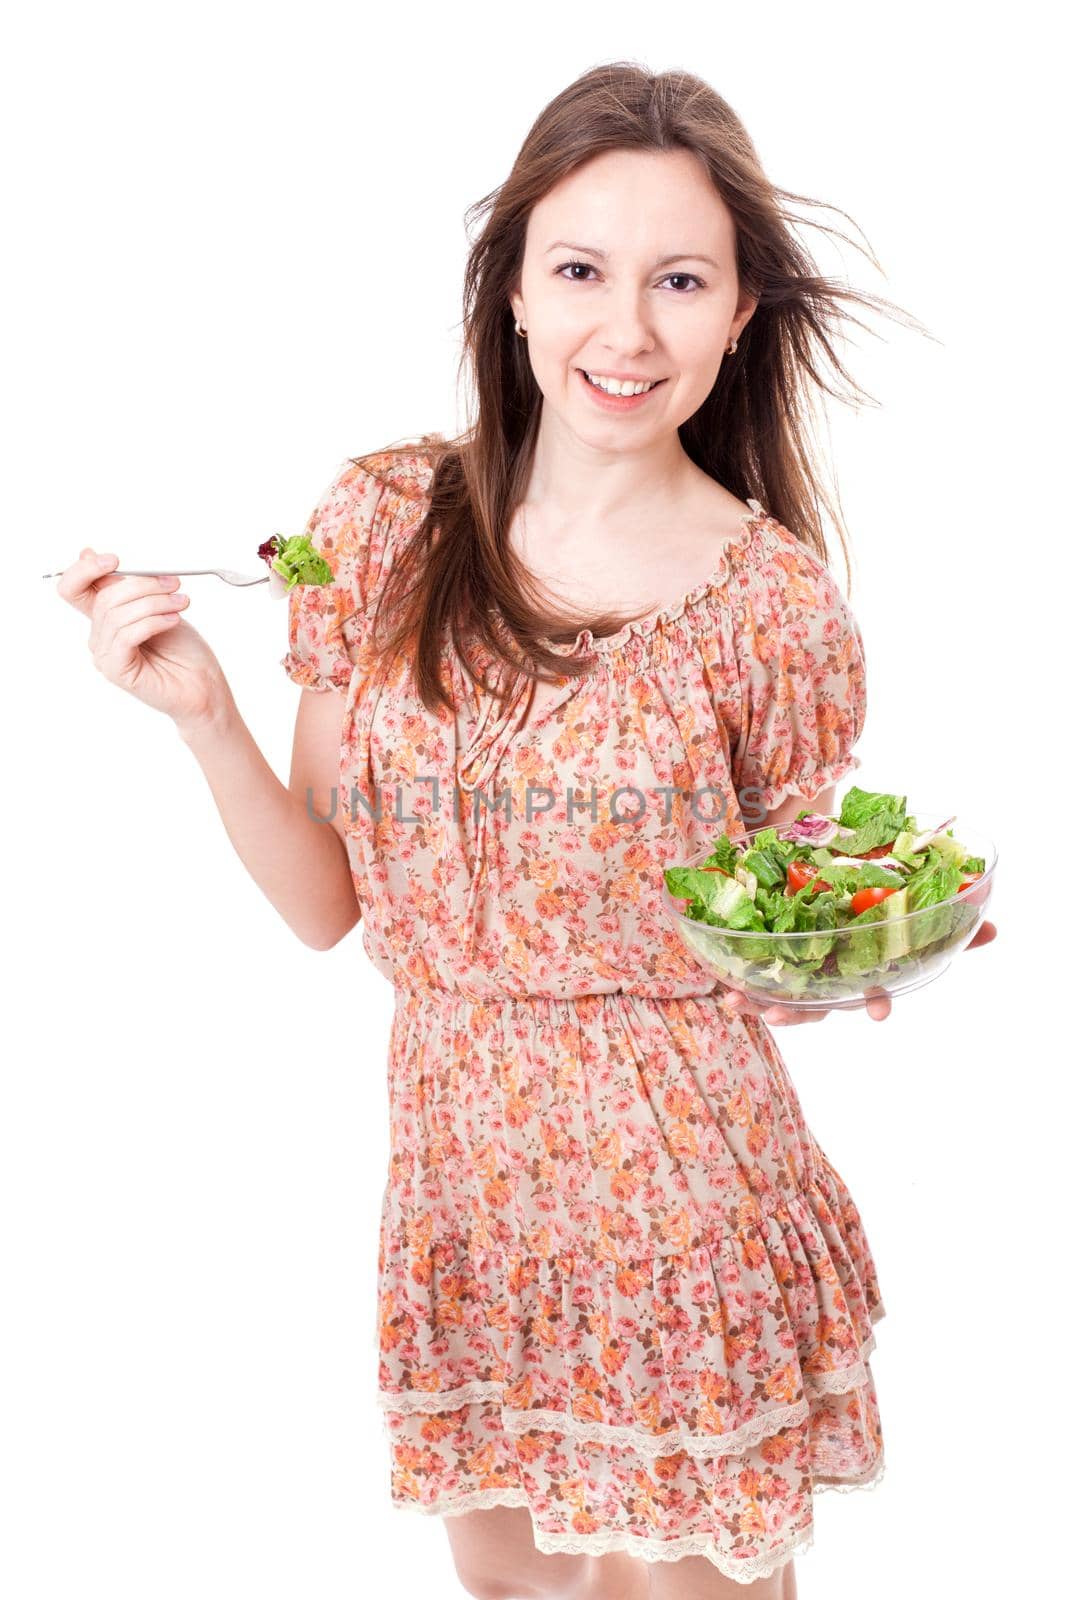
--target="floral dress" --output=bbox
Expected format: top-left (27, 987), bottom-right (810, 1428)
top-left (282, 443), bottom-right (887, 1586)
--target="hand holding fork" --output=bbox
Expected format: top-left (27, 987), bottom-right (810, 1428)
top-left (47, 548), bottom-right (237, 734)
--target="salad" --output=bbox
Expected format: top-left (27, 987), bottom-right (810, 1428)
top-left (663, 786), bottom-right (990, 999)
top-left (257, 533), bottom-right (335, 593)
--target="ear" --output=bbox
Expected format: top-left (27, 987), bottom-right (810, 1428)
top-left (732, 290), bottom-right (759, 342)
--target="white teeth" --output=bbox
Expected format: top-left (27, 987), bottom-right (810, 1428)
top-left (583, 371), bottom-right (658, 396)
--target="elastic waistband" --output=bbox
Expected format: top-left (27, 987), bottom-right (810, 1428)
top-left (390, 984), bottom-right (718, 1011)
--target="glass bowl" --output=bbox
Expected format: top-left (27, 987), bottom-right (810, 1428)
top-left (661, 812), bottom-right (997, 1012)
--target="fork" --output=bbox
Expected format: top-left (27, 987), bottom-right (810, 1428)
top-left (41, 567), bottom-right (270, 586)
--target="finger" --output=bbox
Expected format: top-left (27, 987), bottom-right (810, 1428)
top-left (766, 1005), bottom-right (828, 1024)
top-left (56, 551), bottom-right (120, 615)
top-left (95, 607), bottom-right (186, 677)
top-left (93, 588), bottom-right (189, 668)
top-left (756, 1002), bottom-right (795, 1024)
top-left (89, 577), bottom-right (187, 652)
top-left (720, 989), bottom-right (763, 1018)
top-left (966, 920), bottom-right (997, 949)
top-left (865, 993), bottom-right (892, 1021)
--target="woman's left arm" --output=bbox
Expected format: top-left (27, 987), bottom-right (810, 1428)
top-left (722, 554), bottom-right (998, 1025)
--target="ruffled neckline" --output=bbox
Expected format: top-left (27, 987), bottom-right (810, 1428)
top-left (528, 498), bottom-right (771, 659)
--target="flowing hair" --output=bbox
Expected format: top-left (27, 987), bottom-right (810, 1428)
top-left (357, 59), bottom-right (930, 719)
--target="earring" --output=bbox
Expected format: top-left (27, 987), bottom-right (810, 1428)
top-left (725, 338), bottom-right (738, 356)
top-left (516, 321), bottom-right (528, 339)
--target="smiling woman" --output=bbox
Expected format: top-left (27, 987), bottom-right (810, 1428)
top-left (268, 58), bottom-right (945, 1600)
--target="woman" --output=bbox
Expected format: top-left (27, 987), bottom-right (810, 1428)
top-left (58, 62), bottom-right (995, 1600)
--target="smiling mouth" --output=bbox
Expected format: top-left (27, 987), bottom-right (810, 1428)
top-left (578, 370), bottom-right (668, 394)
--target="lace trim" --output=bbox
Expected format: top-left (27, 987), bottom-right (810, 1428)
top-left (526, 1524), bottom-right (810, 1579)
top-left (377, 1376), bottom-right (506, 1414)
top-left (388, 1454), bottom-right (885, 1578)
top-left (391, 1485), bottom-right (813, 1579)
top-left (377, 1329), bottom-right (879, 1458)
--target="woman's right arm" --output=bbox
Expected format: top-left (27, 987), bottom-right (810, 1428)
top-left (178, 686), bottom-right (361, 951)
top-left (56, 546), bottom-right (360, 952)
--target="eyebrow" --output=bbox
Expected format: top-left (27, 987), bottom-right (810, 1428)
top-left (544, 240), bottom-right (720, 270)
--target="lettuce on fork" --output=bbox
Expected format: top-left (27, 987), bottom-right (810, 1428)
top-left (257, 533), bottom-right (335, 593)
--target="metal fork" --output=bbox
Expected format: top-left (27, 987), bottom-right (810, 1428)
top-left (41, 567), bottom-right (270, 586)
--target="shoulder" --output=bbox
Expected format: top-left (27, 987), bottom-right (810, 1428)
top-left (722, 511), bottom-right (863, 682)
top-left (307, 439), bottom-right (438, 573)
top-left (746, 512), bottom-right (859, 629)
top-left (347, 436), bottom-right (439, 506)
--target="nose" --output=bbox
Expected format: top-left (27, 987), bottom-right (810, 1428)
top-left (596, 285), bottom-right (657, 356)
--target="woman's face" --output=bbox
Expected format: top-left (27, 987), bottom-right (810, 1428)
top-left (510, 147), bottom-right (757, 444)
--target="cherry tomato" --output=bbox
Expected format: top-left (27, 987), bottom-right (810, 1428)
top-left (850, 884), bottom-right (899, 915)
top-left (787, 861), bottom-right (813, 892)
top-left (860, 844), bottom-right (896, 859)
top-left (957, 873), bottom-right (990, 906)
top-left (787, 860), bottom-right (832, 897)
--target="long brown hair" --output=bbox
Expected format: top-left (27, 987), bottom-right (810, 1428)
top-left (360, 60), bottom-right (929, 720)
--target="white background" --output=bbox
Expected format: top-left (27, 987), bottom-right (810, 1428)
top-left (4, 3), bottom-right (1059, 1596)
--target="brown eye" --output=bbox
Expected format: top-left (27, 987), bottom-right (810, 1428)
top-left (557, 261), bottom-right (597, 282)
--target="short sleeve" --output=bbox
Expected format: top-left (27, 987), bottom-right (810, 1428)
top-left (280, 459), bottom-right (392, 692)
top-left (730, 538), bottom-right (867, 813)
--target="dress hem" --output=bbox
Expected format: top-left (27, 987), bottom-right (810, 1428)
top-left (386, 1452), bottom-right (886, 1581)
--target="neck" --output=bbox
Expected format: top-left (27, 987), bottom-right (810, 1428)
top-left (521, 417), bottom-right (698, 523)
